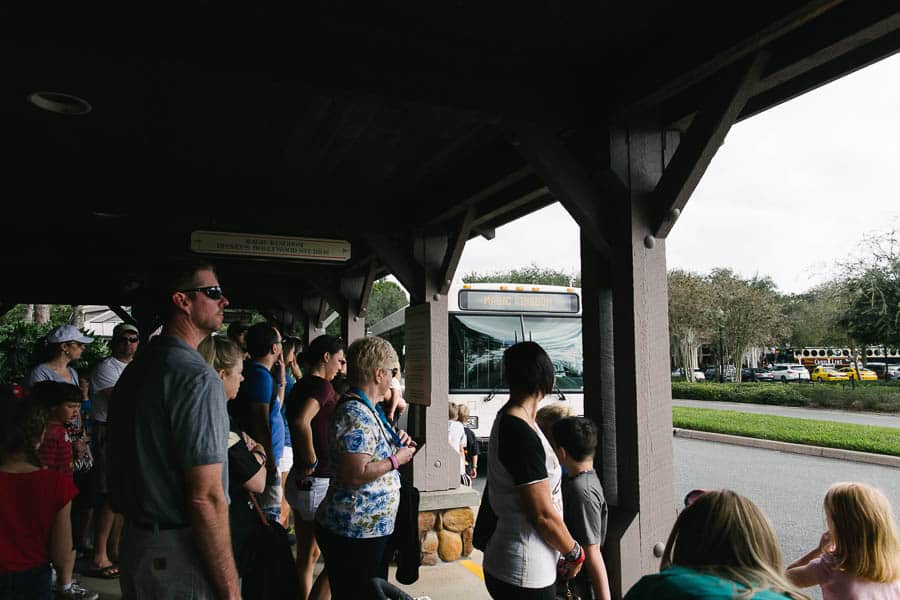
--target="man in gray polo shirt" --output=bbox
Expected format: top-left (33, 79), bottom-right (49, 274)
top-left (109, 259), bottom-right (239, 600)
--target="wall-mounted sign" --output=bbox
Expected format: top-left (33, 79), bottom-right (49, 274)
top-left (190, 230), bottom-right (350, 262)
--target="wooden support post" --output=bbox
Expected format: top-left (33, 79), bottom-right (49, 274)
top-left (404, 232), bottom-right (457, 492)
top-left (521, 119), bottom-right (675, 595)
top-left (341, 307), bottom-right (366, 345)
top-left (604, 118), bottom-right (676, 591)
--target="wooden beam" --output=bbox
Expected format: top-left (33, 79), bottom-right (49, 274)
top-left (470, 187), bottom-right (551, 228)
top-left (357, 260), bottom-right (378, 318)
top-left (473, 226), bottom-right (496, 240)
top-left (424, 167), bottom-right (534, 227)
top-left (515, 131), bottom-right (616, 260)
top-left (107, 305), bottom-right (138, 326)
top-left (366, 234), bottom-right (425, 302)
top-left (653, 52), bottom-right (768, 239)
top-left (438, 206), bottom-right (475, 296)
top-left (661, 4), bottom-right (900, 126)
top-left (756, 5), bottom-right (900, 100)
top-left (614, 0), bottom-right (839, 113)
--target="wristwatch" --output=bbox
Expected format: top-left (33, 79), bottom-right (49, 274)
top-left (563, 542), bottom-right (584, 564)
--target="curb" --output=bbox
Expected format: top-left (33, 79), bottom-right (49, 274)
top-left (673, 428), bottom-right (900, 468)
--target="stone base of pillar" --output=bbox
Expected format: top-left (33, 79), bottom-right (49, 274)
top-left (416, 487), bottom-right (480, 565)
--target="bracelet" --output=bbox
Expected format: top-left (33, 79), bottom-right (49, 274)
top-left (563, 542), bottom-right (585, 565)
top-left (304, 458), bottom-right (319, 470)
top-left (389, 454), bottom-right (399, 470)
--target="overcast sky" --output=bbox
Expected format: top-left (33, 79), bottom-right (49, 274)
top-left (455, 52), bottom-right (900, 295)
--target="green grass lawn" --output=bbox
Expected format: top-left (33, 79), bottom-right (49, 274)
top-left (672, 406), bottom-right (900, 456)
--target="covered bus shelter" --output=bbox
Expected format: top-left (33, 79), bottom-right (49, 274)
top-left (3, 3), bottom-right (900, 595)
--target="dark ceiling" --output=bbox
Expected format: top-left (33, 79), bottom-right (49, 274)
top-left (2, 2), bottom-right (899, 313)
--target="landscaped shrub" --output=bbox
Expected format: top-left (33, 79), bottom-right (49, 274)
top-left (671, 382), bottom-right (806, 406)
top-left (672, 382), bottom-right (900, 413)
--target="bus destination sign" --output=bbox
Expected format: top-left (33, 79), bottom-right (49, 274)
top-left (458, 290), bottom-right (579, 313)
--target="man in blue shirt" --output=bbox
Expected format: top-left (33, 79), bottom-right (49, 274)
top-left (234, 322), bottom-right (286, 521)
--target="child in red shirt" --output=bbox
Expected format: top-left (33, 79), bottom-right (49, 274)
top-left (7, 381), bottom-right (98, 600)
top-left (0, 390), bottom-right (79, 599)
top-left (32, 381), bottom-right (83, 476)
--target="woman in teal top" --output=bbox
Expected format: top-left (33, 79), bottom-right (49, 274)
top-left (625, 490), bottom-right (808, 600)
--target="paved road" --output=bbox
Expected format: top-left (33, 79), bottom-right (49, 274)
top-left (675, 437), bottom-right (900, 600)
top-left (674, 398), bottom-right (900, 429)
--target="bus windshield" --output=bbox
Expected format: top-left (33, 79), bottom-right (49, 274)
top-left (449, 313), bottom-right (584, 391)
top-left (523, 316), bottom-right (584, 390)
top-left (449, 314), bottom-right (521, 391)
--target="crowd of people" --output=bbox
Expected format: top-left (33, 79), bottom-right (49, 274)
top-left (1, 257), bottom-right (899, 600)
top-left (0, 259), bottom-right (420, 600)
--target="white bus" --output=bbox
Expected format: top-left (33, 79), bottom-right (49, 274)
top-left (369, 283), bottom-right (584, 444)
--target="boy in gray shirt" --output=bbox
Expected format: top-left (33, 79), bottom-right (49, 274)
top-left (552, 417), bottom-right (611, 600)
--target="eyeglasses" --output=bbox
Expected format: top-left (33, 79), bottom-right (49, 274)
top-left (116, 336), bottom-right (139, 343)
top-left (382, 367), bottom-right (398, 378)
top-left (179, 285), bottom-right (224, 300)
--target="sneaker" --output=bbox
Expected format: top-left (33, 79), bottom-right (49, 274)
top-left (54, 580), bottom-right (99, 600)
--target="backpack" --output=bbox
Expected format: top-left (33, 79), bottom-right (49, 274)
top-left (464, 427), bottom-right (478, 471)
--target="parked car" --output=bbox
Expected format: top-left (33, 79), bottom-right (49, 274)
top-left (671, 368), bottom-right (706, 382)
top-left (741, 367), bottom-right (770, 382)
top-left (889, 365), bottom-right (900, 381)
top-left (837, 366), bottom-right (878, 381)
top-left (755, 369), bottom-right (775, 382)
top-left (810, 365), bottom-right (849, 382)
top-left (703, 365), bottom-right (736, 382)
top-left (770, 363), bottom-right (811, 382)
top-left (865, 362), bottom-right (900, 380)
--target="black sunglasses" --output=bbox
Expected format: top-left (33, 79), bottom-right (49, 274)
top-left (179, 285), bottom-right (224, 300)
top-left (116, 336), bottom-right (139, 343)
top-left (383, 367), bottom-right (398, 377)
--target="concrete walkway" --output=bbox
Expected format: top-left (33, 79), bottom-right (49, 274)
top-left (673, 399), bottom-right (900, 429)
top-left (83, 546), bottom-right (491, 600)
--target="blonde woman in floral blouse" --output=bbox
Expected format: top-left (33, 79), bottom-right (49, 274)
top-left (314, 336), bottom-right (417, 600)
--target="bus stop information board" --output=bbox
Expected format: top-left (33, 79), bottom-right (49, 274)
top-left (190, 230), bottom-right (350, 262)
top-left (458, 289), bottom-right (579, 313)
top-left (403, 304), bottom-right (431, 406)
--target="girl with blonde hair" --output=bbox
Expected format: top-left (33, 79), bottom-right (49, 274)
top-left (626, 489), bottom-right (807, 599)
top-left (786, 482), bottom-right (900, 598)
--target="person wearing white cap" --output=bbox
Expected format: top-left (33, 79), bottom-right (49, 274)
top-left (26, 324), bottom-right (94, 391)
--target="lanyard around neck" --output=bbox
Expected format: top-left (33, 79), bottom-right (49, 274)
top-left (350, 387), bottom-right (403, 447)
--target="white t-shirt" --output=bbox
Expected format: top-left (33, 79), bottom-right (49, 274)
top-left (448, 420), bottom-right (467, 474)
top-left (484, 413), bottom-right (563, 589)
top-left (89, 357), bottom-right (129, 423)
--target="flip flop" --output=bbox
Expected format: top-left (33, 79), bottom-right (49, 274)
top-left (86, 564), bottom-right (120, 579)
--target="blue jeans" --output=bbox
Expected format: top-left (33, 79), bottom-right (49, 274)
top-left (0, 563), bottom-right (52, 600)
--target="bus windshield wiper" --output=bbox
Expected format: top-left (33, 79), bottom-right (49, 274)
top-left (555, 384), bottom-right (567, 402)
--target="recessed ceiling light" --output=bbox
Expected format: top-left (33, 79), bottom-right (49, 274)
top-left (91, 210), bottom-right (124, 219)
top-left (27, 91), bottom-right (92, 115)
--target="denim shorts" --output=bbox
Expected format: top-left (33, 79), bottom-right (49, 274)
top-left (0, 563), bottom-right (52, 600)
top-left (284, 470), bottom-right (330, 521)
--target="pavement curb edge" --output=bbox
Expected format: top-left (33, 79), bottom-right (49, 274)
top-left (673, 428), bottom-right (900, 468)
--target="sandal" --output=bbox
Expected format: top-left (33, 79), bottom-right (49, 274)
top-left (86, 564), bottom-right (120, 579)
